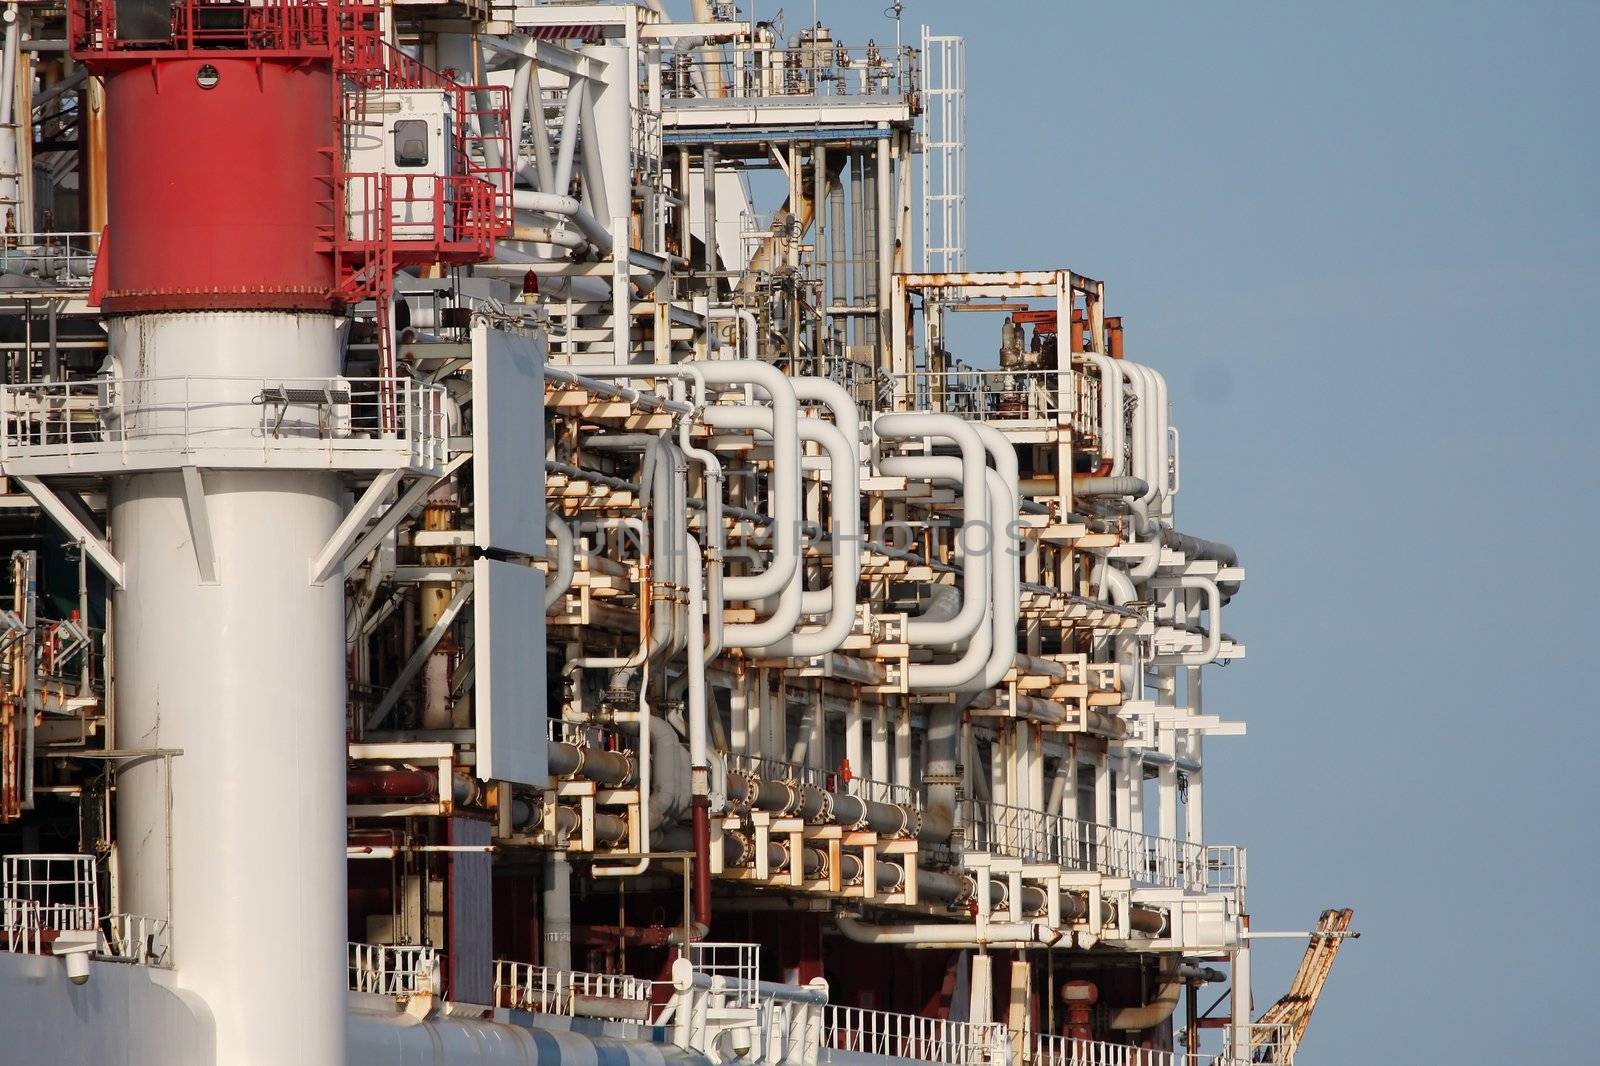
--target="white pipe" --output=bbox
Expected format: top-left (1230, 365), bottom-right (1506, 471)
top-left (674, 380), bottom-right (725, 658)
top-left (876, 459), bottom-right (1013, 692)
top-left (1149, 575), bottom-right (1222, 667)
top-left (516, 58), bottom-right (554, 193)
top-left (552, 79), bottom-right (583, 195)
top-left (684, 534), bottom-right (709, 772)
top-left (544, 515), bottom-right (575, 611)
top-left (564, 361), bottom-right (801, 627)
top-left (971, 423), bottom-right (1021, 689)
top-left (0, 11), bottom-right (18, 214)
top-left (575, 66), bottom-right (610, 223)
top-left (873, 413), bottom-right (990, 645)
top-left (758, 418), bottom-right (860, 657)
top-left (1084, 353), bottom-right (1124, 476)
top-left (511, 189), bottom-right (614, 253)
top-left (835, 915), bottom-right (1060, 946)
top-left (707, 306), bottom-right (758, 360)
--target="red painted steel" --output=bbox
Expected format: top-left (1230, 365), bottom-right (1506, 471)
top-left (101, 58), bottom-right (338, 312)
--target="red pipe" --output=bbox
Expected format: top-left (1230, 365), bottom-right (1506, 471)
top-left (691, 796), bottom-right (713, 929)
top-left (347, 767), bottom-right (437, 801)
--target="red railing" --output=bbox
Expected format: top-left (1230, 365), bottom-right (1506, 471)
top-left (69, 0), bottom-right (378, 61)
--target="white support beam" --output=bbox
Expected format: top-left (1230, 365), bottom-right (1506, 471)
top-left (14, 475), bottom-right (124, 589)
top-left (308, 469), bottom-right (405, 585)
top-left (332, 454), bottom-right (469, 584)
top-left (180, 466), bottom-right (217, 585)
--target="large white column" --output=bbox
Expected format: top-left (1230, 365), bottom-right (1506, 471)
top-left (111, 312), bottom-right (348, 1066)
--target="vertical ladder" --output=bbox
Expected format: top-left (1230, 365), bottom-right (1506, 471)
top-left (919, 27), bottom-right (965, 274)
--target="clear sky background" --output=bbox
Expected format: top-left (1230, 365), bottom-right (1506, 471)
top-left (806, 1), bottom-right (1600, 1061)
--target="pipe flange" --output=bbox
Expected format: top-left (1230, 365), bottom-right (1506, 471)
top-left (900, 807), bottom-right (923, 839)
top-left (809, 788), bottom-right (834, 826)
top-left (726, 769), bottom-right (759, 809)
top-left (725, 828), bottom-right (756, 868)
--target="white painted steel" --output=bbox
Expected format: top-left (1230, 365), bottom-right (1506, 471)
top-left (111, 311), bottom-right (347, 1066)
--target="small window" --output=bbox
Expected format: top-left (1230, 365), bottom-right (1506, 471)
top-left (393, 119), bottom-right (429, 168)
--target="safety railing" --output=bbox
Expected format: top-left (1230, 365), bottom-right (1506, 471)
top-left (1029, 1035), bottom-right (1177, 1066)
top-left (1226, 1022), bottom-right (1295, 1065)
top-left (1204, 845), bottom-right (1243, 896)
top-left (100, 912), bottom-right (171, 966)
top-left (824, 1004), bottom-right (1010, 1064)
top-left (0, 374), bottom-right (448, 473)
top-left (663, 39), bottom-right (918, 102)
top-left (905, 367), bottom-right (1099, 436)
top-left (70, 0), bottom-right (364, 60)
top-left (0, 898), bottom-right (99, 956)
top-left (960, 803), bottom-right (1209, 893)
top-left (342, 169), bottom-right (506, 266)
top-left (726, 752), bottom-right (837, 796)
top-left (494, 960), bottom-right (656, 1019)
top-left (348, 941), bottom-right (439, 997)
top-left (0, 232), bottom-right (97, 285)
top-left (687, 941), bottom-right (760, 1009)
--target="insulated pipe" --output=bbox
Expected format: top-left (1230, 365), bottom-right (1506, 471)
top-left (552, 79), bottom-right (583, 196)
top-left (346, 768), bottom-right (437, 802)
top-left (674, 379), bottom-right (725, 658)
top-left (828, 791), bottom-right (912, 836)
top-left (547, 742), bottom-right (633, 787)
top-left (1073, 476), bottom-right (1149, 498)
top-left (873, 413), bottom-right (990, 645)
top-left (574, 362), bottom-right (800, 604)
top-left (1110, 976), bottom-right (1182, 1031)
top-left (685, 533), bottom-right (713, 928)
top-left (876, 459), bottom-right (1015, 691)
top-left (544, 515), bottom-right (575, 610)
top-left (968, 422), bottom-right (1022, 690)
top-left (1083, 353), bottom-right (1125, 476)
top-left (575, 67), bottom-right (610, 224)
top-left (713, 412), bottom-right (860, 656)
top-left (707, 306), bottom-right (758, 361)
top-left (542, 852), bottom-right (573, 971)
top-left (1149, 575), bottom-right (1222, 666)
top-left (511, 189), bottom-right (614, 253)
top-left (834, 915), bottom-right (1061, 947)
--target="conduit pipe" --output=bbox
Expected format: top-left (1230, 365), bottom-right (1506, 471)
top-left (1149, 575), bottom-right (1222, 667)
top-left (1110, 971), bottom-right (1183, 1031)
top-left (511, 189), bottom-right (614, 254)
top-left (684, 533), bottom-right (713, 928)
top-left (1083, 353), bottom-right (1125, 476)
top-left (834, 915), bottom-right (1062, 947)
top-left (573, 362), bottom-right (801, 606)
top-left (1074, 476), bottom-right (1149, 498)
top-left (710, 411), bottom-right (859, 656)
top-left (544, 515), bottom-right (575, 610)
top-left (873, 413), bottom-right (990, 646)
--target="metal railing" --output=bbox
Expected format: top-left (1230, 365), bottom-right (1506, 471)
top-left (824, 1004), bottom-right (1010, 1064)
top-left (1204, 845), bottom-right (1243, 896)
top-left (687, 941), bottom-right (761, 1009)
top-left (99, 912), bottom-right (171, 966)
top-left (0, 374), bottom-right (448, 472)
top-left (1030, 1035), bottom-right (1177, 1066)
top-left (906, 367), bottom-right (1099, 437)
top-left (494, 960), bottom-right (655, 1018)
top-left (0, 232), bottom-right (97, 285)
top-left (663, 40), bottom-right (918, 103)
top-left (348, 942), bottom-right (439, 997)
top-left (961, 803), bottom-right (1209, 893)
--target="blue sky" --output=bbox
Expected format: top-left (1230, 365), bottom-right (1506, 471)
top-left (811, 1), bottom-right (1600, 1060)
